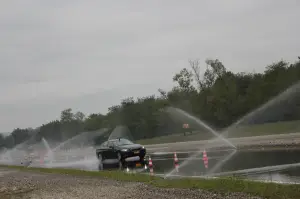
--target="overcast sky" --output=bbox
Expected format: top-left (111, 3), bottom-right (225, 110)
top-left (0, 0), bottom-right (299, 132)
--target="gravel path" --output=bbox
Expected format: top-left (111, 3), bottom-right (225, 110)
top-left (0, 168), bottom-right (262, 199)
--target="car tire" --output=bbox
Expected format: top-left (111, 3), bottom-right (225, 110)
top-left (117, 152), bottom-right (124, 170)
top-left (98, 153), bottom-right (104, 170)
top-left (139, 155), bottom-right (144, 162)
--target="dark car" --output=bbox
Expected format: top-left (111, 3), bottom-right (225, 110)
top-left (96, 138), bottom-right (147, 170)
top-left (21, 152), bottom-right (33, 167)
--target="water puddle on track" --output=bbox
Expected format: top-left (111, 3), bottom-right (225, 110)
top-left (3, 148), bottom-right (300, 184)
top-left (147, 149), bottom-right (300, 184)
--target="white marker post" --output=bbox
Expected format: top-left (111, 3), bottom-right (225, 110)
top-left (182, 123), bottom-right (190, 136)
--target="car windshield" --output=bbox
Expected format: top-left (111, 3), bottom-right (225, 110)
top-left (111, 139), bottom-right (133, 146)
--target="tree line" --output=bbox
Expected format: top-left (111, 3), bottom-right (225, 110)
top-left (1, 57), bottom-right (299, 149)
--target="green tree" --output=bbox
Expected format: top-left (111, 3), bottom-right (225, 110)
top-left (84, 113), bottom-right (105, 131)
top-left (60, 108), bottom-right (74, 123)
top-left (0, 134), bottom-right (5, 149)
top-left (39, 120), bottom-right (62, 141)
top-left (74, 111), bottom-right (85, 122)
top-left (172, 68), bottom-right (196, 92)
top-left (5, 57), bottom-right (300, 147)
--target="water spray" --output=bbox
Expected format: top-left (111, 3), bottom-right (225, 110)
top-left (206, 149), bottom-right (237, 176)
top-left (165, 82), bottom-right (300, 178)
top-left (167, 107), bottom-right (236, 149)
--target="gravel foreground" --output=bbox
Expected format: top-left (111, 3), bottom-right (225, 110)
top-left (0, 168), bottom-right (262, 199)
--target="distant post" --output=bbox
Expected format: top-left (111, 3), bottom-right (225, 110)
top-left (182, 123), bottom-right (190, 136)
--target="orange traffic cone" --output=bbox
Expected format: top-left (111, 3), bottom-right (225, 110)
top-left (148, 156), bottom-right (154, 176)
top-left (174, 152), bottom-right (179, 172)
top-left (202, 150), bottom-right (208, 169)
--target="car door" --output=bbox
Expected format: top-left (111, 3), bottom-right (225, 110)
top-left (107, 141), bottom-right (118, 159)
top-left (99, 141), bottom-right (109, 159)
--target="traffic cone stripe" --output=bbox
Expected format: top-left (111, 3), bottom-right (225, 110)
top-left (174, 152), bottom-right (179, 172)
top-left (202, 150), bottom-right (209, 169)
top-left (148, 156), bottom-right (154, 175)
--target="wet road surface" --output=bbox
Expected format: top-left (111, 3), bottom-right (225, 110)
top-left (3, 147), bottom-right (300, 184)
top-left (2, 132), bottom-right (300, 185)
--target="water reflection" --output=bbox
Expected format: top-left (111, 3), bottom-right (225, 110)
top-left (150, 149), bottom-right (300, 183)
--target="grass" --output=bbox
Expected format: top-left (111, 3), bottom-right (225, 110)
top-left (1, 164), bottom-right (300, 199)
top-left (137, 120), bottom-right (300, 145)
top-left (232, 120), bottom-right (300, 136)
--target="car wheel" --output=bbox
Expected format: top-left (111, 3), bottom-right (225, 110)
top-left (117, 152), bottom-right (123, 170)
top-left (98, 153), bottom-right (104, 170)
top-left (139, 156), bottom-right (144, 162)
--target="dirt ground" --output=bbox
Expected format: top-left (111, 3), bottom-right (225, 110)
top-left (0, 168), bottom-right (263, 199)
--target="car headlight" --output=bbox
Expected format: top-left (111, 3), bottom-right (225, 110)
top-left (142, 146), bottom-right (145, 149)
top-left (121, 149), bottom-right (128, 152)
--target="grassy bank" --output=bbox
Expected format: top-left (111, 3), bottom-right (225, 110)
top-left (1, 165), bottom-right (300, 199)
top-left (138, 120), bottom-right (300, 145)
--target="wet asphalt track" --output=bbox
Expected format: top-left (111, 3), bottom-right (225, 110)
top-left (3, 146), bottom-right (300, 184)
top-left (2, 133), bottom-right (300, 198)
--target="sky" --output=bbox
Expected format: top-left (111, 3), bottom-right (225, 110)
top-left (0, 0), bottom-right (300, 132)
